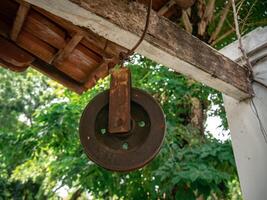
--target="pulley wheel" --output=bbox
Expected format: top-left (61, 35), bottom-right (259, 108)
top-left (79, 88), bottom-right (166, 172)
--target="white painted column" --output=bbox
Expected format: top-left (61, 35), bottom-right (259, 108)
top-left (220, 27), bottom-right (267, 200)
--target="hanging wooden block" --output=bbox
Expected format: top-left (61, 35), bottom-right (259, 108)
top-left (108, 67), bottom-right (131, 133)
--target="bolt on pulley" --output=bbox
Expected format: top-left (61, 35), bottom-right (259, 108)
top-left (79, 66), bottom-right (166, 172)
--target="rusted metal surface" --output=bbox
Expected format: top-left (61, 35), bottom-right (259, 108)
top-left (79, 88), bottom-right (166, 172)
top-left (108, 68), bottom-right (131, 133)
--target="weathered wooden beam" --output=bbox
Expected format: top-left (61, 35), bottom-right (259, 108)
top-left (22, 0), bottom-right (253, 100)
top-left (10, 2), bottom-right (30, 41)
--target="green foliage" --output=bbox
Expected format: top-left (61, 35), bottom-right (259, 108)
top-left (207, 0), bottom-right (267, 49)
top-left (0, 68), bottom-right (58, 199)
top-left (0, 68), bottom-right (55, 131)
top-left (0, 57), bottom-right (240, 199)
top-left (3, 0), bottom-right (267, 197)
top-left (156, 140), bottom-right (235, 199)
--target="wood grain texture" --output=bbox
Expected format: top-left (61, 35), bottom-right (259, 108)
top-left (138, 0), bottom-right (169, 11)
top-left (0, 58), bottom-right (28, 72)
top-left (71, 0), bottom-right (252, 98)
top-left (32, 58), bottom-right (86, 94)
top-left (17, 30), bottom-right (56, 62)
top-left (33, 5), bottom-right (127, 58)
top-left (24, 10), bottom-right (66, 49)
top-left (22, 0), bottom-right (253, 100)
top-left (109, 68), bottom-right (131, 133)
top-left (10, 2), bottom-right (30, 41)
top-left (1, 1), bottom-right (117, 94)
top-left (82, 34), bottom-right (127, 58)
top-left (0, 36), bottom-right (34, 70)
top-left (52, 33), bottom-right (83, 64)
top-left (0, 1), bottom-right (19, 37)
top-left (84, 61), bottom-right (109, 89)
top-left (54, 43), bottom-right (102, 83)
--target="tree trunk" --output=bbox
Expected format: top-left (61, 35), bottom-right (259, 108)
top-left (190, 97), bottom-right (204, 134)
top-left (70, 188), bottom-right (83, 200)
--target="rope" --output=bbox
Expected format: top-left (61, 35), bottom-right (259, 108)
top-left (119, 0), bottom-right (153, 65)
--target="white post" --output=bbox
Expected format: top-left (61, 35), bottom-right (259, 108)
top-left (220, 27), bottom-right (267, 200)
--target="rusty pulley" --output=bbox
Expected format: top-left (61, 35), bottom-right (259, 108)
top-left (79, 0), bottom-right (165, 172)
top-left (79, 87), bottom-right (166, 172)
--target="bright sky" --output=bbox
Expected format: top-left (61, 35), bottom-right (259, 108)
top-left (205, 112), bottom-right (230, 142)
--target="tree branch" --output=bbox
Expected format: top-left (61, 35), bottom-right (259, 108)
top-left (211, 29), bottom-right (235, 46)
top-left (231, 0), bottom-right (253, 75)
top-left (198, 0), bottom-right (215, 36)
top-left (209, 1), bottom-right (232, 43)
top-left (182, 9), bottom-right (193, 33)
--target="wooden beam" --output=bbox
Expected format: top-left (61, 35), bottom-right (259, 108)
top-left (0, 36), bottom-right (34, 70)
top-left (83, 60), bottom-right (109, 89)
top-left (22, 0), bottom-right (253, 100)
top-left (32, 58), bottom-right (86, 94)
top-left (32, 6), bottom-right (127, 57)
top-left (52, 32), bottom-right (84, 64)
top-left (10, 2), bottom-right (30, 41)
top-left (24, 10), bottom-right (67, 49)
top-left (16, 30), bottom-right (56, 63)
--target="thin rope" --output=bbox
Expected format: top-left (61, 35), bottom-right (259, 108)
top-left (250, 100), bottom-right (267, 143)
top-left (119, 0), bottom-right (153, 65)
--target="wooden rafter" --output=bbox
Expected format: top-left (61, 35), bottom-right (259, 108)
top-left (52, 32), bottom-right (84, 64)
top-left (10, 1), bottom-right (30, 41)
top-left (31, 6), bottom-right (127, 58)
top-left (19, 0), bottom-right (252, 100)
top-left (32, 58), bottom-right (86, 94)
top-left (1, 0), bottom-right (122, 94)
